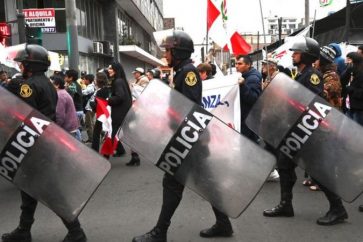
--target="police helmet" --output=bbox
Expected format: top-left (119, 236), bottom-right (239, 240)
top-left (290, 37), bottom-right (320, 63)
top-left (320, 46), bottom-right (336, 64)
top-left (160, 30), bottom-right (194, 60)
top-left (14, 44), bottom-right (50, 72)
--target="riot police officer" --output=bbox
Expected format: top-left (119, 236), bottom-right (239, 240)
top-left (263, 37), bottom-right (348, 225)
top-left (2, 44), bottom-right (87, 242)
top-left (132, 30), bottom-right (205, 242)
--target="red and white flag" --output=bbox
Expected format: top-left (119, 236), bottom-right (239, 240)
top-left (207, 0), bottom-right (251, 55)
top-left (95, 97), bottom-right (118, 155)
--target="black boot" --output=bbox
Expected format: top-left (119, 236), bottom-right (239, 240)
top-left (132, 227), bottom-right (166, 242)
top-left (316, 181), bottom-right (348, 225)
top-left (200, 206), bottom-right (233, 238)
top-left (61, 218), bottom-right (87, 242)
top-left (126, 152), bottom-right (140, 166)
top-left (62, 229), bottom-right (87, 242)
top-left (200, 224), bottom-right (233, 238)
top-left (1, 227), bottom-right (32, 242)
top-left (316, 207), bottom-right (348, 226)
top-left (359, 205), bottom-right (363, 212)
top-left (263, 200), bottom-right (294, 217)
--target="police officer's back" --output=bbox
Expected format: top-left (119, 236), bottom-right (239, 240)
top-left (132, 30), bottom-right (204, 242)
top-left (13, 45), bottom-right (58, 120)
top-left (2, 44), bottom-right (87, 242)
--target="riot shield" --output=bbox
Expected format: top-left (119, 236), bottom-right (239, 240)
top-left (0, 88), bottom-right (111, 222)
top-left (246, 72), bottom-right (363, 202)
top-left (119, 80), bottom-right (276, 218)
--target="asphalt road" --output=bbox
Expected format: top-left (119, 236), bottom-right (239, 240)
top-left (1, 153), bottom-right (363, 242)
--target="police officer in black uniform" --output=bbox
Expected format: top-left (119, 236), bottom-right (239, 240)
top-left (263, 37), bottom-right (348, 226)
top-left (132, 30), bottom-right (203, 242)
top-left (2, 44), bottom-right (87, 242)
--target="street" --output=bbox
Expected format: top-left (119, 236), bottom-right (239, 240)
top-left (1, 153), bottom-right (363, 242)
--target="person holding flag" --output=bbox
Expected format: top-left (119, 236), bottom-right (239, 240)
top-left (102, 62), bottom-right (132, 158)
top-left (89, 72), bottom-right (111, 152)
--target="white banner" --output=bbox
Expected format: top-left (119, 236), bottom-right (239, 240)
top-left (202, 74), bottom-right (241, 132)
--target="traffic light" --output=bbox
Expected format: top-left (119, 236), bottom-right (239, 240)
top-left (26, 26), bottom-right (42, 45)
top-left (0, 23), bottom-right (11, 46)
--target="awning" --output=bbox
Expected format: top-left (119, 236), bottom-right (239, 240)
top-left (119, 45), bottom-right (165, 66)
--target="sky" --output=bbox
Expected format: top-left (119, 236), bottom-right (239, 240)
top-left (163, 0), bottom-right (347, 46)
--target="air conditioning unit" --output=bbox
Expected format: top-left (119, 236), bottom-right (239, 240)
top-left (100, 41), bottom-right (112, 56)
top-left (93, 41), bottom-right (103, 54)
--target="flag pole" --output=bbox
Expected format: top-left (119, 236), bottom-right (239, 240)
top-left (206, 0), bottom-right (209, 62)
top-left (258, 0), bottom-right (269, 76)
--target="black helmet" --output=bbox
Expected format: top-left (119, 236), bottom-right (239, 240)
top-left (160, 30), bottom-right (194, 60)
top-left (14, 44), bottom-right (50, 72)
top-left (320, 46), bottom-right (336, 64)
top-left (290, 37), bottom-right (320, 63)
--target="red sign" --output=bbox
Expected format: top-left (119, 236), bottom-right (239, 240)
top-left (0, 23), bottom-right (11, 37)
top-left (23, 8), bottom-right (55, 18)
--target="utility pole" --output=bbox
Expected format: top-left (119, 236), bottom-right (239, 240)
top-left (17, 0), bottom-right (26, 43)
top-left (305, 0), bottom-right (310, 27)
top-left (65, 0), bottom-right (79, 71)
top-left (278, 17), bottom-right (282, 45)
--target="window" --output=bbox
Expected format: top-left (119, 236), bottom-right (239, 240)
top-left (75, 0), bottom-right (102, 40)
top-left (22, 0), bottom-right (64, 8)
top-left (43, 0), bottom-right (64, 8)
top-left (118, 11), bottom-right (137, 45)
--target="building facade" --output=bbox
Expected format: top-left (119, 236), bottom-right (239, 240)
top-left (266, 16), bottom-right (306, 42)
top-left (0, 0), bottom-right (164, 79)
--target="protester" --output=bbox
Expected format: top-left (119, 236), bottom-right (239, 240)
top-left (261, 57), bottom-right (279, 90)
top-left (235, 55), bottom-right (262, 142)
top-left (126, 67), bottom-right (150, 166)
top-left (0, 70), bottom-right (9, 87)
top-left (52, 75), bottom-right (82, 141)
top-left (197, 63), bottom-right (213, 81)
top-left (82, 74), bottom-right (96, 143)
top-left (328, 43), bottom-right (346, 76)
top-left (260, 57), bottom-right (280, 182)
top-left (90, 72), bottom-right (111, 152)
top-left (146, 68), bottom-right (162, 81)
top-left (106, 62), bottom-right (132, 159)
top-left (344, 52), bottom-right (363, 126)
top-left (65, 69), bottom-right (84, 141)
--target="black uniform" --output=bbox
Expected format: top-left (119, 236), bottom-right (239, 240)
top-left (4, 72), bottom-right (84, 240)
top-left (277, 65), bottom-right (323, 202)
top-left (154, 59), bottom-right (202, 232)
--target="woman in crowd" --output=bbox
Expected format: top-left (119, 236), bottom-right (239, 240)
top-left (106, 62), bottom-right (133, 159)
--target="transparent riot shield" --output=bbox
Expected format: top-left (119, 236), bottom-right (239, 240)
top-left (0, 88), bottom-right (111, 222)
top-left (119, 80), bottom-right (276, 218)
top-left (246, 72), bottom-right (363, 202)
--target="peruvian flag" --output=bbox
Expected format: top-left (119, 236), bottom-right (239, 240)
top-left (95, 97), bottom-right (118, 155)
top-left (207, 0), bottom-right (251, 55)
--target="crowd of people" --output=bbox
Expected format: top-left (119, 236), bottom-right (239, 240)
top-left (1, 30), bottom-right (363, 242)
